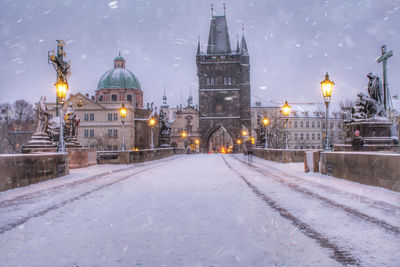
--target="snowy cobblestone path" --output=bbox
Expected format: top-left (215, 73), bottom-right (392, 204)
top-left (0, 154), bottom-right (399, 266)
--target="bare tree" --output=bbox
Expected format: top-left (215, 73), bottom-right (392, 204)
top-left (0, 100), bottom-right (35, 153)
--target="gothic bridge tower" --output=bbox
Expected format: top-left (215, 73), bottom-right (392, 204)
top-left (196, 7), bottom-right (251, 152)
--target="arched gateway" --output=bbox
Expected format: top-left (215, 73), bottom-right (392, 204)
top-left (207, 126), bottom-right (234, 153)
top-left (196, 9), bottom-right (251, 152)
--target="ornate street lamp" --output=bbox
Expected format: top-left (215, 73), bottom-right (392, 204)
top-left (149, 116), bottom-right (156, 149)
top-left (281, 100), bottom-right (291, 149)
top-left (119, 103), bottom-right (127, 151)
top-left (321, 72), bottom-right (334, 151)
top-left (55, 79), bottom-right (68, 152)
top-left (180, 130), bottom-right (188, 149)
top-left (262, 117), bottom-right (270, 148)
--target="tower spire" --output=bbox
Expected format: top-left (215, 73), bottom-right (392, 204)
top-left (223, 3), bottom-right (226, 15)
top-left (211, 3), bottom-right (214, 17)
top-left (236, 34), bottom-right (240, 53)
top-left (197, 36), bottom-right (201, 54)
top-left (240, 24), bottom-right (248, 55)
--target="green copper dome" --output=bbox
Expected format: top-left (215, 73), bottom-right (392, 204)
top-left (97, 56), bottom-right (141, 90)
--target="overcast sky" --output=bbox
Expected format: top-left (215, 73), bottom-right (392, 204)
top-left (1, 0), bottom-right (400, 108)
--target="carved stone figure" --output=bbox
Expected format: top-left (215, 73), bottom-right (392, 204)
top-left (64, 102), bottom-right (80, 141)
top-left (34, 96), bottom-right (50, 134)
top-left (159, 109), bottom-right (171, 146)
top-left (350, 74), bottom-right (386, 120)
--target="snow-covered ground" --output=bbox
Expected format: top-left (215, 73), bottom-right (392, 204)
top-left (0, 154), bottom-right (399, 266)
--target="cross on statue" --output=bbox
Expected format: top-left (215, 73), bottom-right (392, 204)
top-left (376, 45), bottom-right (393, 114)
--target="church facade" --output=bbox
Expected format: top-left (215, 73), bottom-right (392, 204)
top-left (196, 10), bottom-right (251, 152)
top-left (48, 55), bottom-right (152, 150)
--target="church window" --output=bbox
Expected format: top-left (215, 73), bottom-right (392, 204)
top-left (127, 94), bottom-right (132, 102)
top-left (108, 114), bottom-right (113, 121)
top-left (111, 94), bottom-right (117, 101)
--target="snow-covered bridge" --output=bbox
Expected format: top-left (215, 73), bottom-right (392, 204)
top-left (0, 154), bottom-right (399, 266)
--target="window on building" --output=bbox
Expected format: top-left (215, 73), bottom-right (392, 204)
top-left (312, 121), bottom-right (315, 128)
top-left (107, 145), bottom-right (112, 151)
top-left (108, 114), bottom-right (113, 121)
top-left (294, 121), bottom-right (298, 128)
top-left (300, 133), bottom-right (304, 140)
top-left (223, 77), bottom-right (232, 85)
top-left (84, 130), bottom-right (88, 138)
top-left (89, 129), bottom-right (94, 138)
top-left (300, 121), bottom-right (304, 128)
top-left (317, 133), bottom-right (321, 140)
top-left (113, 113), bottom-right (118, 121)
top-left (127, 95), bottom-right (132, 102)
top-left (306, 121), bottom-right (309, 128)
top-left (294, 133), bottom-right (298, 140)
top-left (108, 129), bottom-right (113, 138)
top-left (99, 95), bottom-right (103, 101)
top-left (317, 121), bottom-right (321, 128)
top-left (306, 133), bottom-right (309, 140)
top-left (312, 133), bottom-right (315, 140)
top-left (90, 114), bottom-right (94, 121)
top-left (84, 114), bottom-right (89, 121)
top-left (111, 94), bottom-right (117, 101)
top-left (289, 121), bottom-right (292, 128)
top-left (206, 77), bottom-right (216, 85)
top-left (113, 130), bottom-right (118, 138)
top-left (113, 145), bottom-right (118, 151)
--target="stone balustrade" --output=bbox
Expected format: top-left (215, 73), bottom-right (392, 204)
top-left (97, 148), bottom-right (187, 164)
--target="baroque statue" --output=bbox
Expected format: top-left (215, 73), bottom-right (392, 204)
top-left (350, 73), bottom-right (386, 121)
top-left (34, 96), bottom-right (50, 135)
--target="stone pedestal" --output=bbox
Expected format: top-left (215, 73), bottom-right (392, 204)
top-left (67, 148), bottom-right (97, 169)
top-left (22, 133), bottom-right (57, 153)
top-left (159, 134), bottom-right (171, 147)
top-left (334, 120), bottom-right (400, 152)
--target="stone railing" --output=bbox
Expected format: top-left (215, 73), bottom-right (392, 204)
top-left (320, 151), bottom-right (400, 192)
top-left (251, 148), bottom-right (310, 163)
top-left (97, 148), bottom-right (186, 164)
top-left (0, 152), bottom-right (69, 192)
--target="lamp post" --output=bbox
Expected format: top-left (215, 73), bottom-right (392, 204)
top-left (195, 138), bottom-right (200, 152)
top-left (281, 100), bottom-right (291, 149)
top-left (149, 117), bottom-right (156, 149)
top-left (55, 80), bottom-right (68, 152)
top-left (119, 103), bottom-right (127, 151)
top-left (321, 72), bottom-right (334, 151)
top-left (262, 117), bottom-right (270, 148)
top-left (180, 130), bottom-right (188, 149)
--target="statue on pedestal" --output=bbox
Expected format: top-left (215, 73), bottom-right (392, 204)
top-left (159, 109), bottom-right (171, 147)
top-left (34, 96), bottom-right (50, 135)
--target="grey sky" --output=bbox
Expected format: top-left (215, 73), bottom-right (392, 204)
top-left (0, 0), bottom-right (399, 108)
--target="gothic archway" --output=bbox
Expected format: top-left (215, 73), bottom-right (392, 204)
top-left (207, 126), bottom-right (234, 153)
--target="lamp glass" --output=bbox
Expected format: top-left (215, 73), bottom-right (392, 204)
top-left (149, 117), bottom-right (156, 127)
top-left (56, 81), bottom-right (68, 100)
top-left (119, 103), bottom-right (127, 119)
top-left (282, 101), bottom-right (291, 116)
top-left (263, 118), bottom-right (270, 126)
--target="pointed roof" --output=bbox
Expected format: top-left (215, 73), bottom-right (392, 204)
top-left (240, 33), bottom-right (248, 55)
top-left (236, 35), bottom-right (240, 53)
top-left (207, 15), bottom-right (231, 55)
top-left (197, 37), bottom-right (201, 54)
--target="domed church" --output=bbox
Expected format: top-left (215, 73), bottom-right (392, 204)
top-left (48, 54), bottom-right (153, 151)
top-left (95, 54), bottom-right (143, 108)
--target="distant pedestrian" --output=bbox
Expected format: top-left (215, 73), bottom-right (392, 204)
top-left (351, 130), bottom-right (364, 151)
